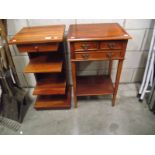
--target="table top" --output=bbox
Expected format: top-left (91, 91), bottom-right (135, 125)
top-left (9, 25), bottom-right (65, 44)
top-left (67, 23), bottom-right (132, 41)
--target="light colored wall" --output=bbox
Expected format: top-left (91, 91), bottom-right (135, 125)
top-left (7, 19), bottom-right (154, 87)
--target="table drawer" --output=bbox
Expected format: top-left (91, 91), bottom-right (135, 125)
top-left (74, 41), bottom-right (98, 51)
top-left (75, 51), bottom-right (122, 60)
top-left (100, 41), bottom-right (123, 50)
top-left (17, 43), bottom-right (59, 52)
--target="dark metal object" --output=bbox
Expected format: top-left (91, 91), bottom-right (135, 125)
top-left (0, 20), bottom-right (29, 124)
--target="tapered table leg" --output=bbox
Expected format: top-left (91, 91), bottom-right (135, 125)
top-left (71, 62), bottom-right (77, 108)
top-left (112, 60), bottom-right (123, 106)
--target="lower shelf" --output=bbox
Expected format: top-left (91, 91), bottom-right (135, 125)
top-left (34, 88), bottom-right (71, 110)
top-left (77, 75), bottom-right (114, 96)
top-left (33, 74), bottom-right (66, 95)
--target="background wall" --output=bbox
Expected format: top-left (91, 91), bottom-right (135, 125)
top-left (7, 19), bottom-right (154, 88)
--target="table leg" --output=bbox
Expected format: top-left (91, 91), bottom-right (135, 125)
top-left (112, 60), bottom-right (123, 106)
top-left (71, 62), bottom-right (77, 108)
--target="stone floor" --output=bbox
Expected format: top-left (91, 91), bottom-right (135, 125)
top-left (0, 83), bottom-right (155, 135)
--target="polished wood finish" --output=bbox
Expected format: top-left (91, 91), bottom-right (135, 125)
top-left (74, 41), bottom-right (98, 51)
top-left (77, 76), bottom-right (113, 96)
top-left (73, 40), bottom-right (123, 52)
top-left (24, 55), bottom-right (63, 73)
top-left (17, 42), bottom-right (59, 52)
top-left (33, 74), bottom-right (66, 95)
top-left (71, 62), bottom-right (77, 108)
top-left (67, 23), bottom-right (131, 41)
top-left (9, 25), bottom-right (65, 44)
top-left (67, 23), bottom-right (131, 107)
top-left (100, 41), bottom-right (123, 50)
top-left (112, 60), bottom-right (124, 106)
top-left (74, 51), bottom-right (122, 61)
top-left (34, 87), bottom-right (71, 110)
top-left (9, 25), bottom-right (70, 110)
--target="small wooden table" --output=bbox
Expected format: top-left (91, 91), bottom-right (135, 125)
top-left (67, 23), bottom-right (131, 107)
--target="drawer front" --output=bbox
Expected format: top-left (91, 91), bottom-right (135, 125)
top-left (75, 51), bottom-right (122, 60)
top-left (17, 43), bottom-right (59, 52)
top-left (74, 42), bottom-right (98, 51)
top-left (100, 41), bottom-right (123, 50)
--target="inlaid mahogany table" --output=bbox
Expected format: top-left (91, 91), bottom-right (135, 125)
top-left (67, 23), bottom-right (131, 108)
top-left (9, 25), bottom-right (71, 110)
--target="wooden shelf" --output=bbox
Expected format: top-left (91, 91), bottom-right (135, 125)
top-left (9, 25), bottom-right (70, 110)
top-left (33, 74), bottom-right (66, 95)
top-left (77, 75), bottom-right (114, 96)
top-left (24, 55), bottom-right (63, 73)
top-left (9, 25), bottom-right (65, 44)
top-left (34, 88), bottom-right (71, 110)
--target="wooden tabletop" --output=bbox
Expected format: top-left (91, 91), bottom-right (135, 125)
top-left (67, 23), bottom-right (132, 41)
top-left (9, 25), bottom-right (65, 44)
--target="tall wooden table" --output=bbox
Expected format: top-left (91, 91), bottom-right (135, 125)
top-left (67, 23), bottom-right (131, 107)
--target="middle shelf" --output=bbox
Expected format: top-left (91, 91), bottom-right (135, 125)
top-left (24, 54), bottom-right (63, 73)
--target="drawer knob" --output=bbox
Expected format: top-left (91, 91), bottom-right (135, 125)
top-left (34, 46), bottom-right (39, 50)
top-left (107, 53), bottom-right (112, 59)
top-left (82, 54), bottom-right (89, 59)
top-left (81, 43), bottom-right (89, 50)
top-left (108, 43), bottom-right (116, 49)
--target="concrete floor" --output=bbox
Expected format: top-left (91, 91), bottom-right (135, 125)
top-left (0, 83), bottom-right (155, 135)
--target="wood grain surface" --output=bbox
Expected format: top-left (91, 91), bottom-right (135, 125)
top-left (76, 75), bottom-right (114, 96)
top-left (67, 23), bottom-right (131, 41)
top-left (9, 25), bottom-right (65, 44)
top-left (24, 55), bottom-right (63, 73)
top-left (33, 74), bottom-right (66, 95)
top-left (34, 87), bottom-right (71, 110)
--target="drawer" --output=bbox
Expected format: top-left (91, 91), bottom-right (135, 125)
top-left (75, 51), bottom-right (122, 60)
top-left (100, 41), bottom-right (123, 50)
top-left (17, 43), bottom-right (59, 52)
top-left (74, 42), bottom-right (98, 51)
